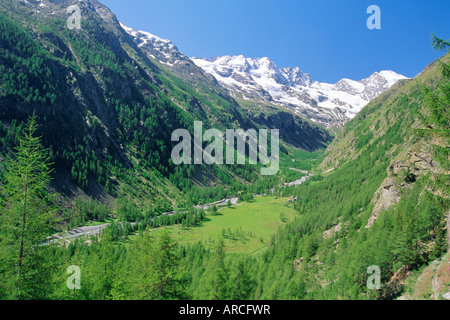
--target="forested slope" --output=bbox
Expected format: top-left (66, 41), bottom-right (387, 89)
top-left (249, 52), bottom-right (450, 299)
top-left (0, 0), bottom-right (331, 220)
top-left (0, 0), bottom-right (448, 301)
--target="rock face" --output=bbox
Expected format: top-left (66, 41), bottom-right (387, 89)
top-left (366, 178), bottom-right (402, 228)
top-left (366, 148), bottom-right (439, 229)
top-left (398, 252), bottom-right (450, 300)
top-left (392, 151), bottom-right (439, 176)
top-left (323, 222), bottom-right (343, 239)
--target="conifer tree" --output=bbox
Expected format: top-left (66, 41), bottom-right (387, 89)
top-left (127, 228), bottom-right (187, 299)
top-left (0, 114), bottom-right (56, 299)
top-left (199, 237), bottom-right (229, 300)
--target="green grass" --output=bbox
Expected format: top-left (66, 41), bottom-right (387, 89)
top-left (151, 196), bottom-right (297, 254)
top-left (82, 218), bottom-right (115, 227)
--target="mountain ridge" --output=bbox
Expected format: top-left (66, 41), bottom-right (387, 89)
top-left (119, 21), bottom-right (408, 128)
top-left (192, 55), bottom-right (408, 128)
top-left (0, 0), bottom-right (332, 213)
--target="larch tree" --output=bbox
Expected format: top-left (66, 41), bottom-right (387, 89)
top-left (0, 114), bottom-right (56, 299)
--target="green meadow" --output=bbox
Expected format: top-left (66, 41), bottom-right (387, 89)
top-left (151, 196), bottom-right (297, 254)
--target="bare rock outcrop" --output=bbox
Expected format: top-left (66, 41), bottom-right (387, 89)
top-left (323, 222), bottom-right (343, 239)
top-left (366, 177), bottom-right (401, 228)
top-left (366, 148), bottom-right (438, 228)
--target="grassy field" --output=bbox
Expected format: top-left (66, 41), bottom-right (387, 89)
top-left (151, 196), bottom-right (297, 254)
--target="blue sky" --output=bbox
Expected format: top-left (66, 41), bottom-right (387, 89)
top-left (101, 0), bottom-right (450, 83)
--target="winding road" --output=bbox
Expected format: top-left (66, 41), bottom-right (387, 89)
top-left (51, 170), bottom-right (312, 243)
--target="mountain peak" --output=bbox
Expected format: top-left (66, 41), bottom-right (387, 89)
top-left (120, 22), bottom-right (187, 68)
top-left (120, 23), bottom-right (178, 51)
top-left (120, 22), bottom-right (408, 128)
top-left (192, 54), bottom-right (408, 127)
top-left (374, 70), bottom-right (408, 85)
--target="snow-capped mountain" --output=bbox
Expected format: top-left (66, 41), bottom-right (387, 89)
top-left (120, 23), bottom-right (213, 86)
top-left (192, 56), bottom-right (408, 127)
top-left (120, 22), bottom-right (186, 66)
top-left (120, 24), bottom-right (408, 128)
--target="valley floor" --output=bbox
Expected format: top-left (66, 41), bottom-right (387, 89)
top-left (150, 196), bottom-right (297, 254)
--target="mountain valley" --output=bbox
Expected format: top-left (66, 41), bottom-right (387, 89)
top-left (0, 0), bottom-right (448, 302)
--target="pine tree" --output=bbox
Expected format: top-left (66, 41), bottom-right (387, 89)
top-left (0, 114), bottom-right (56, 299)
top-left (228, 258), bottom-right (255, 300)
top-left (127, 228), bottom-right (187, 299)
top-left (200, 237), bottom-right (229, 300)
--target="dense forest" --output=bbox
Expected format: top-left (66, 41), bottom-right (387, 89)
top-left (0, 42), bottom-right (448, 300)
top-left (0, 0), bottom-right (449, 301)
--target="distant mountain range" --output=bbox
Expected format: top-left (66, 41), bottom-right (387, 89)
top-left (121, 23), bottom-right (408, 128)
top-left (1, 0), bottom-right (449, 301)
